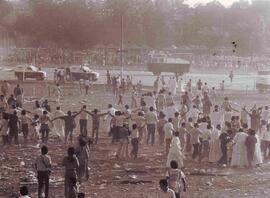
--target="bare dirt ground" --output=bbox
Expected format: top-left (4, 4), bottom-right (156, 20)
top-left (1, 81), bottom-right (270, 198)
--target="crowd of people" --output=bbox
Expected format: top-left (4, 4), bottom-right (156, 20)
top-left (4, 48), bottom-right (270, 74)
top-left (0, 69), bottom-right (269, 197)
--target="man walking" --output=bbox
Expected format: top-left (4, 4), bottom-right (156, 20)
top-left (34, 146), bottom-right (52, 198)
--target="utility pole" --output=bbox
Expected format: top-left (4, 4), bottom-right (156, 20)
top-left (120, 14), bottom-right (124, 79)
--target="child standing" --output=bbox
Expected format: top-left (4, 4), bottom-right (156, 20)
top-left (166, 160), bottom-right (187, 198)
top-left (158, 179), bottom-right (176, 198)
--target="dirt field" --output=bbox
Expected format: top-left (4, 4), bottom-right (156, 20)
top-left (1, 81), bottom-right (270, 198)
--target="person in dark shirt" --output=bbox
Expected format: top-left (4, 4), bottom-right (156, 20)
top-left (42, 100), bottom-right (51, 113)
top-left (116, 123), bottom-right (130, 159)
top-left (13, 84), bottom-right (23, 108)
top-left (8, 110), bottom-right (20, 145)
top-left (218, 130), bottom-right (232, 166)
top-left (7, 94), bottom-right (16, 108)
top-left (53, 110), bottom-right (81, 144)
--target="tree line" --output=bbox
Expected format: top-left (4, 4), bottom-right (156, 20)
top-left (0, 0), bottom-right (269, 56)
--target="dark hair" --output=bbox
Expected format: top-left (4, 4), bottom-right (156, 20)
top-left (79, 139), bottom-right (87, 147)
top-left (21, 110), bottom-right (26, 115)
top-left (149, 106), bottom-right (154, 111)
top-left (67, 111), bottom-right (72, 116)
top-left (159, 179), bottom-right (168, 187)
top-left (125, 105), bottom-right (129, 109)
top-left (174, 112), bottom-right (180, 117)
top-left (83, 105), bottom-right (86, 109)
top-left (168, 118), bottom-right (173, 122)
top-left (20, 186), bottom-right (28, 196)
top-left (108, 104), bottom-right (112, 108)
top-left (78, 193), bottom-right (85, 198)
top-left (56, 106), bottom-right (60, 110)
top-left (207, 124), bottom-right (212, 129)
top-left (132, 124), bottom-right (137, 130)
top-left (174, 131), bottom-right (179, 136)
top-left (181, 122), bottom-right (186, 127)
top-left (242, 123), bottom-right (248, 129)
top-left (41, 146), bottom-right (48, 155)
top-left (188, 117), bottom-right (193, 122)
top-left (248, 129), bottom-right (256, 136)
top-left (170, 160), bottom-right (178, 169)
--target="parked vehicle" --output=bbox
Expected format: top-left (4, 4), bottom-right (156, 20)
top-left (66, 65), bottom-right (99, 81)
top-left (14, 65), bottom-right (46, 81)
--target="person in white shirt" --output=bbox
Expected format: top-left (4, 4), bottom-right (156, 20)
top-left (261, 124), bottom-right (270, 160)
top-left (220, 80), bottom-right (225, 94)
top-left (202, 82), bottom-right (210, 94)
top-left (158, 179), bottom-right (176, 198)
top-left (165, 103), bottom-right (178, 120)
top-left (104, 104), bottom-right (117, 133)
top-left (19, 186), bottom-right (31, 198)
top-left (166, 132), bottom-right (185, 169)
top-left (211, 105), bottom-right (224, 127)
top-left (52, 106), bottom-right (65, 140)
top-left (209, 124), bottom-right (222, 163)
top-left (164, 118), bottom-right (175, 155)
top-left (84, 79), bottom-right (90, 95)
top-left (199, 124), bottom-right (212, 163)
top-left (262, 106), bottom-right (270, 123)
top-left (145, 106), bottom-right (158, 145)
top-left (168, 77), bottom-right (177, 95)
top-left (188, 105), bottom-right (200, 123)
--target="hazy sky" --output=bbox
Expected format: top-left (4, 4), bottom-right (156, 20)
top-left (184, 0), bottom-right (251, 7)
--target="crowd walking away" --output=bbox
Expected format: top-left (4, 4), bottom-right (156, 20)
top-left (0, 73), bottom-right (269, 198)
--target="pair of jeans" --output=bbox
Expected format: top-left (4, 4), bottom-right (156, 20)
top-left (9, 128), bottom-right (19, 145)
top-left (79, 119), bottom-right (87, 136)
top-left (41, 124), bottom-right (49, 144)
top-left (146, 124), bottom-right (156, 145)
top-left (218, 143), bottom-right (227, 165)
top-left (22, 123), bottom-right (29, 143)
top-left (92, 126), bottom-right (99, 144)
top-left (65, 128), bottom-right (74, 143)
top-left (37, 171), bottom-right (50, 198)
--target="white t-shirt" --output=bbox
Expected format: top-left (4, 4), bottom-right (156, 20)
top-left (165, 106), bottom-right (178, 119)
top-left (131, 129), bottom-right (139, 139)
top-left (85, 80), bottom-right (90, 86)
top-left (202, 85), bottom-right (209, 93)
top-left (262, 110), bottom-right (270, 121)
top-left (158, 188), bottom-right (176, 198)
top-left (199, 122), bottom-right (208, 132)
top-left (164, 122), bottom-right (174, 139)
top-left (188, 108), bottom-right (200, 119)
